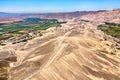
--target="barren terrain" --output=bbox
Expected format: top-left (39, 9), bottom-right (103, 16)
top-left (0, 9), bottom-right (120, 80)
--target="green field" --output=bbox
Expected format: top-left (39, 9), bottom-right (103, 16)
top-left (98, 22), bottom-right (120, 38)
top-left (0, 18), bottom-right (64, 33)
top-left (0, 18), bottom-right (63, 33)
top-left (0, 18), bottom-right (65, 42)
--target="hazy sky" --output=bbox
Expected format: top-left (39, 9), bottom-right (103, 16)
top-left (0, 0), bottom-right (120, 13)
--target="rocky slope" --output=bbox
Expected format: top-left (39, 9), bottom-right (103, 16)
top-left (1, 9), bottom-right (120, 80)
top-left (81, 9), bottom-right (120, 24)
top-left (0, 19), bottom-right (120, 80)
top-left (0, 49), bottom-right (16, 79)
top-left (0, 11), bottom-right (104, 23)
top-left (19, 11), bottom-right (103, 19)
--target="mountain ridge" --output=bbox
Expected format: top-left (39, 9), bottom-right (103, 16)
top-left (0, 9), bottom-right (120, 80)
top-left (0, 10), bottom-right (107, 19)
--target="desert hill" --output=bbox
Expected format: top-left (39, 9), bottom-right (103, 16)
top-left (0, 20), bottom-right (120, 80)
top-left (81, 9), bottom-right (120, 24)
top-left (0, 10), bottom-right (105, 23)
top-left (0, 9), bottom-right (120, 80)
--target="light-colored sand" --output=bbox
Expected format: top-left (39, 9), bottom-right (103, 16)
top-left (0, 20), bottom-right (120, 80)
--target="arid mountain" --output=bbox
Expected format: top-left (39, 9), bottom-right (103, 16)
top-left (0, 12), bottom-right (21, 20)
top-left (19, 11), bottom-right (105, 19)
top-left (0, 9), bottom-right (120, 80)
top-left (81, 9), bottom-right (120, 24)
top-left (0, 18), bottom-right (23, 24)
top-left (0, 19), bottom-right (120, 80)
top-left (1, 9), bottom-right (120, 23)
top-left (0, 11), bottom-right (105, 24)
top-left (0, 10), bottom-right (105, 22)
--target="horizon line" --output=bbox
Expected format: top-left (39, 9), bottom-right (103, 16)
top-left (0, 8), bottom-right (120, 14)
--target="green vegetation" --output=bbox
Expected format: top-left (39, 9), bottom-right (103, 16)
top-left (24, 18), bottom-right (41, 24)
top-left (98, 22), bottom-right (120, 38)
top-left (34, 23), bottom-right (62, 30)
top-left (0, 18), bottom-right (65, 42)
top-left (0, 24), bottom-right (32, 33)
top-left (0, 18), bottom-right (63, 33)
top-left (8, 31), bottom-right (24, 34)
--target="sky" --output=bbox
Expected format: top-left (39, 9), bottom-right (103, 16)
top-left (0, 0), bottom-right (120, 13)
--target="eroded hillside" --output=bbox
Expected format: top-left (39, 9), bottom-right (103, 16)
top-left (0, 19), bottom-right (120, 80)
top-left (81, 9), bottom-right (120, 24)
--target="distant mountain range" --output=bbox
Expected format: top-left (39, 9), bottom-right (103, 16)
top-left (0, 12), bottom-right (21, 19)
top-left (81, 9), bottom-right (120, 23)
top-left (0, 9), bottom-right (120, 24)
top-left (0, 10), bottom-right (107, 19)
